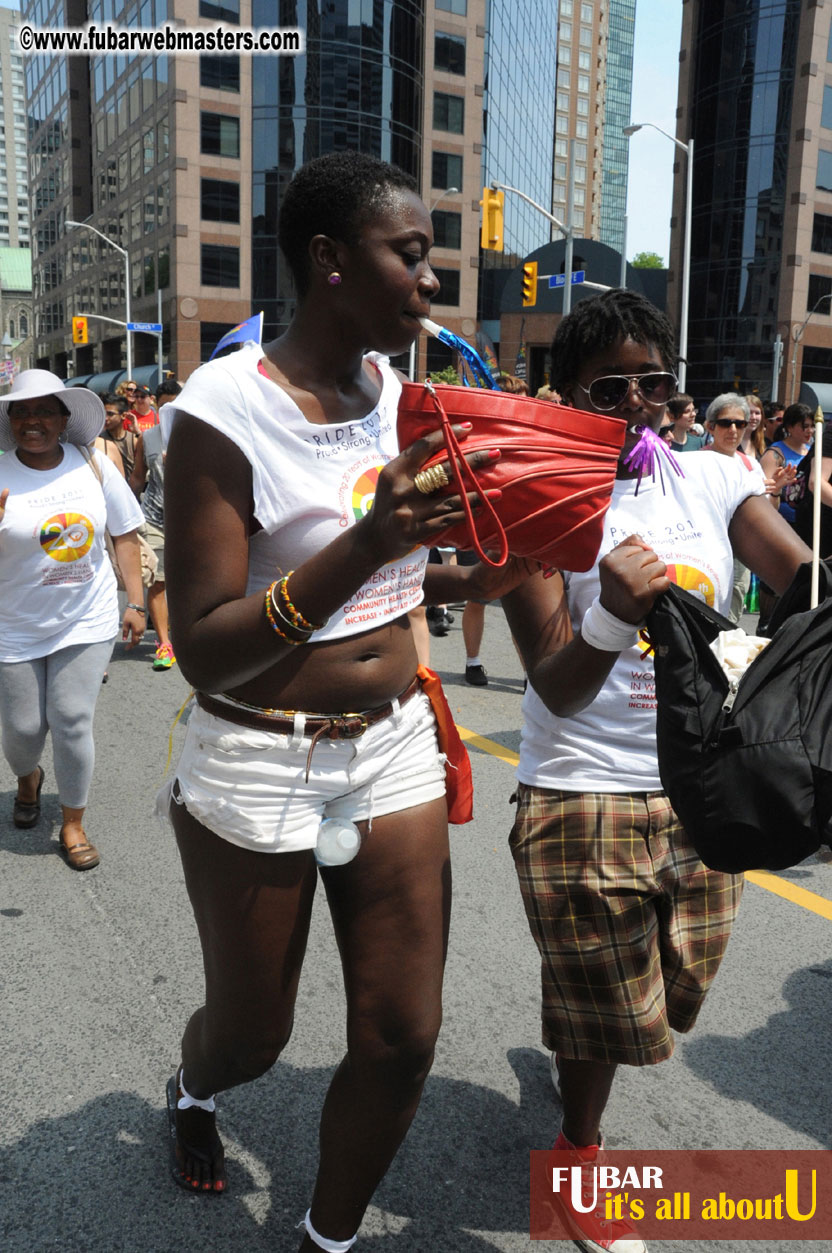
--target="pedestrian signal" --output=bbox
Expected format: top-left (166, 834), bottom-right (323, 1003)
top-left (72, 316), bottom-right (88, 345)
top-left (480, 187), bottom-right (505, 251)
top-left (522, 261), bottom-right (538, 307)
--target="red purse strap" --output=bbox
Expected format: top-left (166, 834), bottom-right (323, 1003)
top-left (425, 382), bottom-right (508, 567)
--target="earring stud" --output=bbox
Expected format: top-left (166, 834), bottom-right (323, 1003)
top-left (327, 272), bottom-right (342, 286)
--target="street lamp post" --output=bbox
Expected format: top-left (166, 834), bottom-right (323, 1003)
top-left (65, 219), bottom-right (132, 379)
top-left (789, 292), bottom-right (832, 404)
top-left (623, 122), bottom-right (693, 392)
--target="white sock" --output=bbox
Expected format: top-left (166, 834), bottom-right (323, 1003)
top-left (466, 655), bottom-right (482, 667)
top-left (297, 1210), bottom-right (357, 1251)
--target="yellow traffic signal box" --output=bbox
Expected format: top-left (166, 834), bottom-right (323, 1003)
top-left (72, 316), bottom-right (88, 345)
top-left (480, 186), bottom-right (505, 251)
top-left (522, 261), bottom-right (538, 307)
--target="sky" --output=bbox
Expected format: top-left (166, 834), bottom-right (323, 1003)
top-left (625, 0), bottom-right (685, 264)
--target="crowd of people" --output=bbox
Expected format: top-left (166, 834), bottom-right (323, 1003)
top-left (1, 151), bottom-right (828, 1253)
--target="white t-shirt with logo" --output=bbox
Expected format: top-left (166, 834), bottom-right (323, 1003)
top-left (161, 342), bottom-right (429, 643)
top-left (519, 451), bottom-right (765, 793)
top-left (0, 444), bottom-right (145, 662)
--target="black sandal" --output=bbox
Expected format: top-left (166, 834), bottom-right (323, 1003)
top-left (13, 766), bottom-right (44, 829)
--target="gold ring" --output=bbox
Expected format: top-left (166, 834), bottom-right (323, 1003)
top-left (414, 464), bottom-right (450, 495)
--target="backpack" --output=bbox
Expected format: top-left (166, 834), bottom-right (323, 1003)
top-left (645, 568), bottom-right (832, 873)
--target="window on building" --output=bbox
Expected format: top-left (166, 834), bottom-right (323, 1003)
top-left (432, 267), bottom-right (460, 306)
top-left (558, 44), bottom-right (571, 63)
top-left (823, 85), bottom-right (832, 131)
top-left (432, 210), bottom-right (461, 249)
top-left (432, 150), bottom-right (462, 189)
top-left (9, 318), bottom-right (14, 339)
top-left (581, 3), bottom-right (593, 21)
top-left (558, 69), bottom-right (570, 88)
top-left (818, 149), bottom-right (832, 192)
top-left (199, 0), bottom-right (239, 21)
top-left (201, 177), bottom-right (240, 223)
top-left (557, 92), bottom-right (570, 112)
top-left (578, 50), bottom-right (590, 69)
top-left (807, 272), bottom-right (832, 312)
top-left (577, 96), bottom-right (589, 116)
top-left (575, 163), bottom-right (586, 183)
top-left (580, 25), bottom-right (592, 46)
top-left (812, 212), bottom-right (832, 253)
top-left (200, 55), bottom-right (240, 92)
top-left (200, 320), bottom-right (237, 360)
top-left (573, 186), bottom-right (586, 207)
top-left (555, 138), bottom-right (568, 156)
top-left (553, 183), bottom-right (566, 202)
top-left (578, 73), bottom-right (590, 93)
top-left (576, 119), bottom-right (588, 138)
top-left (556, 115), bottom-right (569, 134)
top-left (19, 313), bottom-right (27, 335)
top-left (435, 32), bottom-right (465, 74)
top-left (560, 0), bottom-right (573, 15)
top-left (560, 22), bottom-right (571, 41)
top-left (433, 92), bottom-right (464, 133)
top-left (575, 141), bottom-right (587, 160)
top-left (201, 111), bottom-right (240, 157)
top-left (201, 243), bottom-right (240, 286)
top-left (436, 0), bottom-right (466, 13)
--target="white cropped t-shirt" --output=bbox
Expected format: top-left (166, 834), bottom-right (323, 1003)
top-left (161, 341), bottom-right (428, 643)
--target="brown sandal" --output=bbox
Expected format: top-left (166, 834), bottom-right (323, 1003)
top-left (58, 829), bottom-right (100, 871)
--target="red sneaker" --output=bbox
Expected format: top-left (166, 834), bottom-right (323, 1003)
top-left (551, 1130), bottom-right (646, 1253)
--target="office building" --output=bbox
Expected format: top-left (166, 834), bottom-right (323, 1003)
top-left (553, 0), bottom-right (635, 260)
top-left (670, 0), bottom-right (832, 404)
top-left (0, 6), bottom-right (30, 251)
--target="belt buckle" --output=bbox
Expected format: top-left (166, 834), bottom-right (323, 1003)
top-left (338, 713), bottom-right (369, 739)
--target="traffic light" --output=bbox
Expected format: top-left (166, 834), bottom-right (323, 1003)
top-left (72, 316), bottom-right (88, 345)
top-left (521, 261), bottom-right (538, 307)
top-left (480, 186), bottom-right (505, 251)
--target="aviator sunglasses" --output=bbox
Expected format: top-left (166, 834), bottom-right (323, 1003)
top-left (576, 372), bottom-right (678, 411)
top-left (713, 417), bottom-right (748, 430)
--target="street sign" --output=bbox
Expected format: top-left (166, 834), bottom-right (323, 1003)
top-left (127, 321), bottom-right (163, 333)
top-left (548, 271), bottom-right (586, 288)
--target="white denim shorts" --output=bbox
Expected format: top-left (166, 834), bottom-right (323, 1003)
top-left (163, 688), bottom-right (447, 853)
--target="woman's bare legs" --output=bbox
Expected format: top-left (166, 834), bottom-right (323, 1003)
top-left (171, 801), bottom-right (319, 1191)
top-left (299, 796), bottom-right (450, 1247)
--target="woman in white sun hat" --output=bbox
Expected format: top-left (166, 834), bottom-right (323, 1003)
top-left (0, 369), bottom-right (145, 869)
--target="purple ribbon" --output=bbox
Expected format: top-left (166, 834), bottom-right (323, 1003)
top-left (622, 424), bottom-right (684, 495)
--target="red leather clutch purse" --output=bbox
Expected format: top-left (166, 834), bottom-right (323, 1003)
top-left (397, 381), bottom-right (627, 571)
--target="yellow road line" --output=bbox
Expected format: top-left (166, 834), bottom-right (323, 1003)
top-left (458, 723), bottom-right (832, 924)
top-left (745, 870), bottom-right (832, 921)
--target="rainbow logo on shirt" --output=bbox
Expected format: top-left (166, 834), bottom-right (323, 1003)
top-left (39, 512), bottom-right (94, 562)
top-left (664, 562), bottom-right (715, 606)
top-left (351, 465), bottom-right (383, 521)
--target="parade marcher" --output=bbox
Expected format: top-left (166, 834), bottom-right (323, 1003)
top-left (501, 290), bottom-right (810, 1253)
top-left (0, 371), bottom-right (145, 869)
top-left (160, 151), bottom-right (522, 1250)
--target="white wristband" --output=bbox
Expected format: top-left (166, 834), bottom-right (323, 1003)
top-left (580, 596), bottom-right (640, 652)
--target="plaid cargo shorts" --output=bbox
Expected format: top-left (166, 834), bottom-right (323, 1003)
top-left (509, 784), bottom-right (744, 1066)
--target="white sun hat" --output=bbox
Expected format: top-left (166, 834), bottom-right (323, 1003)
top-left (0, 369), bottom-right (106, 452)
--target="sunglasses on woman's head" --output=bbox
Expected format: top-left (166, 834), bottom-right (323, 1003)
top-left (576, 372), bottom-right (678, 411)
top-left (713, 417), bottom-right (748, 430)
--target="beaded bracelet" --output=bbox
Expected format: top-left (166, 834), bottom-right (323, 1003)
top-left (264, 581), bottom-right (308, 645)
top-left (270, 587), bottom-right (311, 637)
top-left (277, 571), bottom-right (327, 633)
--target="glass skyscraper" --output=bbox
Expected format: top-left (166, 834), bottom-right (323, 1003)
top-left (599, 0), bottom-right (635, 258)
top-left (251, 0), bottom-right (424, 340)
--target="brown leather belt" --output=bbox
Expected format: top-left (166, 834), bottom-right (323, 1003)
top-left (195, 676), bottom-right (422, 781)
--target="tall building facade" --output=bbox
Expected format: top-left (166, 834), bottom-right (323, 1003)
top-left (670, 0), bottom-right (832, 403)
top-left (0, 6), bottom-right (30, 251)
top-left (553, 0), bottom-right (635, 259)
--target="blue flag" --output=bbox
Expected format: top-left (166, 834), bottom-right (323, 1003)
top-left (209, 312), bottom-right (264, 360)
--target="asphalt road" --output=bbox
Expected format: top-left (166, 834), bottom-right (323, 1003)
top-left (2, 604), bottom-right (831, 1252)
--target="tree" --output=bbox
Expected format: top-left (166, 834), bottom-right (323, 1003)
top-left (631, 251), bottom-right (665, 270)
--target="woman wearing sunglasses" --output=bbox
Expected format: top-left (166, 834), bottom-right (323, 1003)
top-left (500, 290), bottom-right (810, 1253)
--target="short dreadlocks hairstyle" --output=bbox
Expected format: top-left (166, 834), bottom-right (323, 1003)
top-left (278, 151), bottom-right (417, 296)
top-left (549, 289), bottom-right (678, 393)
